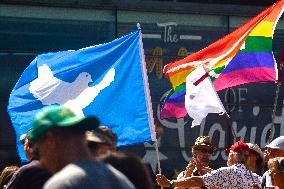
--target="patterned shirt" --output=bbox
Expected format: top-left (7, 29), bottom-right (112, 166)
top-left (201, 164), bottom-right (261, 189)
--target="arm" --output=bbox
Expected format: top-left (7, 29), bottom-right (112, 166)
top-left (156, 174), bottom-right (205, 188)
top-left (174, 172), bottom-right (186, 189)
top-left (174, 160), bottom-right (196, 189)
top-left (177, 160), bottom-right (196, 180)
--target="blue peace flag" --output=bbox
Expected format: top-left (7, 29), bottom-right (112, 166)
top-left (8, 29), bottom-right (156, 162)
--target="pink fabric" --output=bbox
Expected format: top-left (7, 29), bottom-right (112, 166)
top-left (214, 67), bottom-right (276, 91)
top-left (160, 102), bottom-right (187, 119)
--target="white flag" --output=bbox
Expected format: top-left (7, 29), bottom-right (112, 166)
top-left (185, 66), bottom-right (225, 127)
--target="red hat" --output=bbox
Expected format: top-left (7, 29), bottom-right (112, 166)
top-left (225, 141), bottom-right (250, 154)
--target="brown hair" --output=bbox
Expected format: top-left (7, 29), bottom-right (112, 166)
top-left (268, 157), bottom-right (284, 188)
top-left (102, 152), bottom-right (154, 189)
top-left (0, 166), bottom-right (19, 188)
top-left (268, 157), bottom-right (284, 172)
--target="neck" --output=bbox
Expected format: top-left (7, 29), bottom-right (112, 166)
top-left (56, 145), bottom-right (94, 168)
top-left (247, 163), bottom-right (256, 172)
top-left (41, 137), bottom-right (95, 173)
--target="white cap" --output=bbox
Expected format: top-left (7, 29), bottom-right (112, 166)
top-left (247, 143), bottom-right (263, 159)
top-left (266, 136), bottom-right (284, 150)
top-left (19, 133), bottom-right (27, 144)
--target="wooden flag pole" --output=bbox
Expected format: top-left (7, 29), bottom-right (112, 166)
top-left (268, 46), bottom-right (284, 143)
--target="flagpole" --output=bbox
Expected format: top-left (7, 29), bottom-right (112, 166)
top-left (224, 112), bottom-right (237, 140)
top-left (202, 65), bottom-right (237, 140)
top-left (268, 81), bottom-right (281, 143)
top-left (137, 22), bottom-right (157, 142)
top-left (154, 139), bottom-right (162, 174)
top-left (154, 141), bottom-right (164, 189)
top-left (137, 23), bottom-right (163, 189)
top-left (268, 48), bottom-right (284, 143)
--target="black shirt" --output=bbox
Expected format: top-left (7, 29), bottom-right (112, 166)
top-left (6, 160), bottom-right (52, 189)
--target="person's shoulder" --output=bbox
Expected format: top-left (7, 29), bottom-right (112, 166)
top-left (262, 170), bottom-right (270, 176)
top-left (43, 165), bottom-right (81, 189)
top-left (214, 165), bottom-right (233, 172)
top-left (44, 162), bottom-right (135, 189)
top-left (6, 161), bottom-right (52, 189)
top-left (10, 160), bottom-right (50, 178)
top-left (104, 164), bottom-right (135, 189)
top-left (54, 163), bottom-right (86, 177)
top-left (252, 172), bottom-right (261, 178)
top-left (204, 164), bottom-right (237, 177)
top-left (261, 170), bottom-right (271, 183)
top-left (14, 160), bottom-right (41, 172)
top-left (252, 172), bottom-right (262, 183)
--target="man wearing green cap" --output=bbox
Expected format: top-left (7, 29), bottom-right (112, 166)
top-left (28, 105), bottom-right (135, 189)
top-left (6, 131), bottom-right (52, 189)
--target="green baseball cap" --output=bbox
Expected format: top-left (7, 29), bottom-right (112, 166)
top-left (28, 105), bottom-right (100, 142)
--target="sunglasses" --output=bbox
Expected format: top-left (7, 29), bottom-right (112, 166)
top-left (197, 148), bottom-right (214, 154)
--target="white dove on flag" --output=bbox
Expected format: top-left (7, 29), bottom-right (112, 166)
top-left (29, 64), bottom-right (115, 116)
top-left (185, 66), bottom-right (225, 127)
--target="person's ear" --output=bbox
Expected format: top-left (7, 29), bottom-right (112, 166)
top-left (23, 141), bottom-right (29, 152)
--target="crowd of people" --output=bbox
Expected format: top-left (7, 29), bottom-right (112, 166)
top-left (0, 104), bottom-right (284, 188)
top-left (0, 105), bottom-right (155, 189)
top-left (156, 136), bottom-right (284, 189)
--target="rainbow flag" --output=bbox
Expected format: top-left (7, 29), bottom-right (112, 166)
top-left (161, 0), bottom-right (284, 119)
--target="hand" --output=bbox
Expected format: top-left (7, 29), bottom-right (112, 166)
top-left (251, 183), bottom-right (261, 189)
top-left (156, 174), bottom-right (170, 187)
top-left (195, 159), bottom-right (212, 175)
top-left (183, 160), bottom-right (196, 177)
top-left (198, 166), bottom-right (213, 175)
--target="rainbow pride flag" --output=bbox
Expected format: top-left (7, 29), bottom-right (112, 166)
top-left (161, 0), bottom-right (284, 119)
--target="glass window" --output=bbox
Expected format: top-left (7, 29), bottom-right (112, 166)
top-left (0, 4), bottom-right (116, 51)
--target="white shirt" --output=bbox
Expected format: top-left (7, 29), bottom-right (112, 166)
top-left (201, 164), bottom-right (261, 189)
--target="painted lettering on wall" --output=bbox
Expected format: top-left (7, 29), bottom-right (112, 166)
top-left (157, 22), bottom-right (179, 43)
top-left (146, 46), bottom-right (188, 78)
top-left (154, 87), bottom-right (283, 164)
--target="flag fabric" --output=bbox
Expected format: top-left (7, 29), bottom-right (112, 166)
top-left (8, 29), bottom-right (156, 162)
top-left (185, 66), bottom-right (226, 127)
top-left (160, 0), bottom-right (284, 119)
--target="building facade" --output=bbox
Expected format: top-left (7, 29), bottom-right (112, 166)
top-left (0, 0), bottom-right (284, 177)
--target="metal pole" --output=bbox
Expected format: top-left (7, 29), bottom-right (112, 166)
top-left (154, 139), bottom-right (164, 189)
top-left (224, 112), bottom-right (237, 140)
top-left (154, 140), bottom-right (162, 174)
top-left (268, 49), bottom-right (284, 143)
top-left (268, 80), bottom-right (281, 143)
